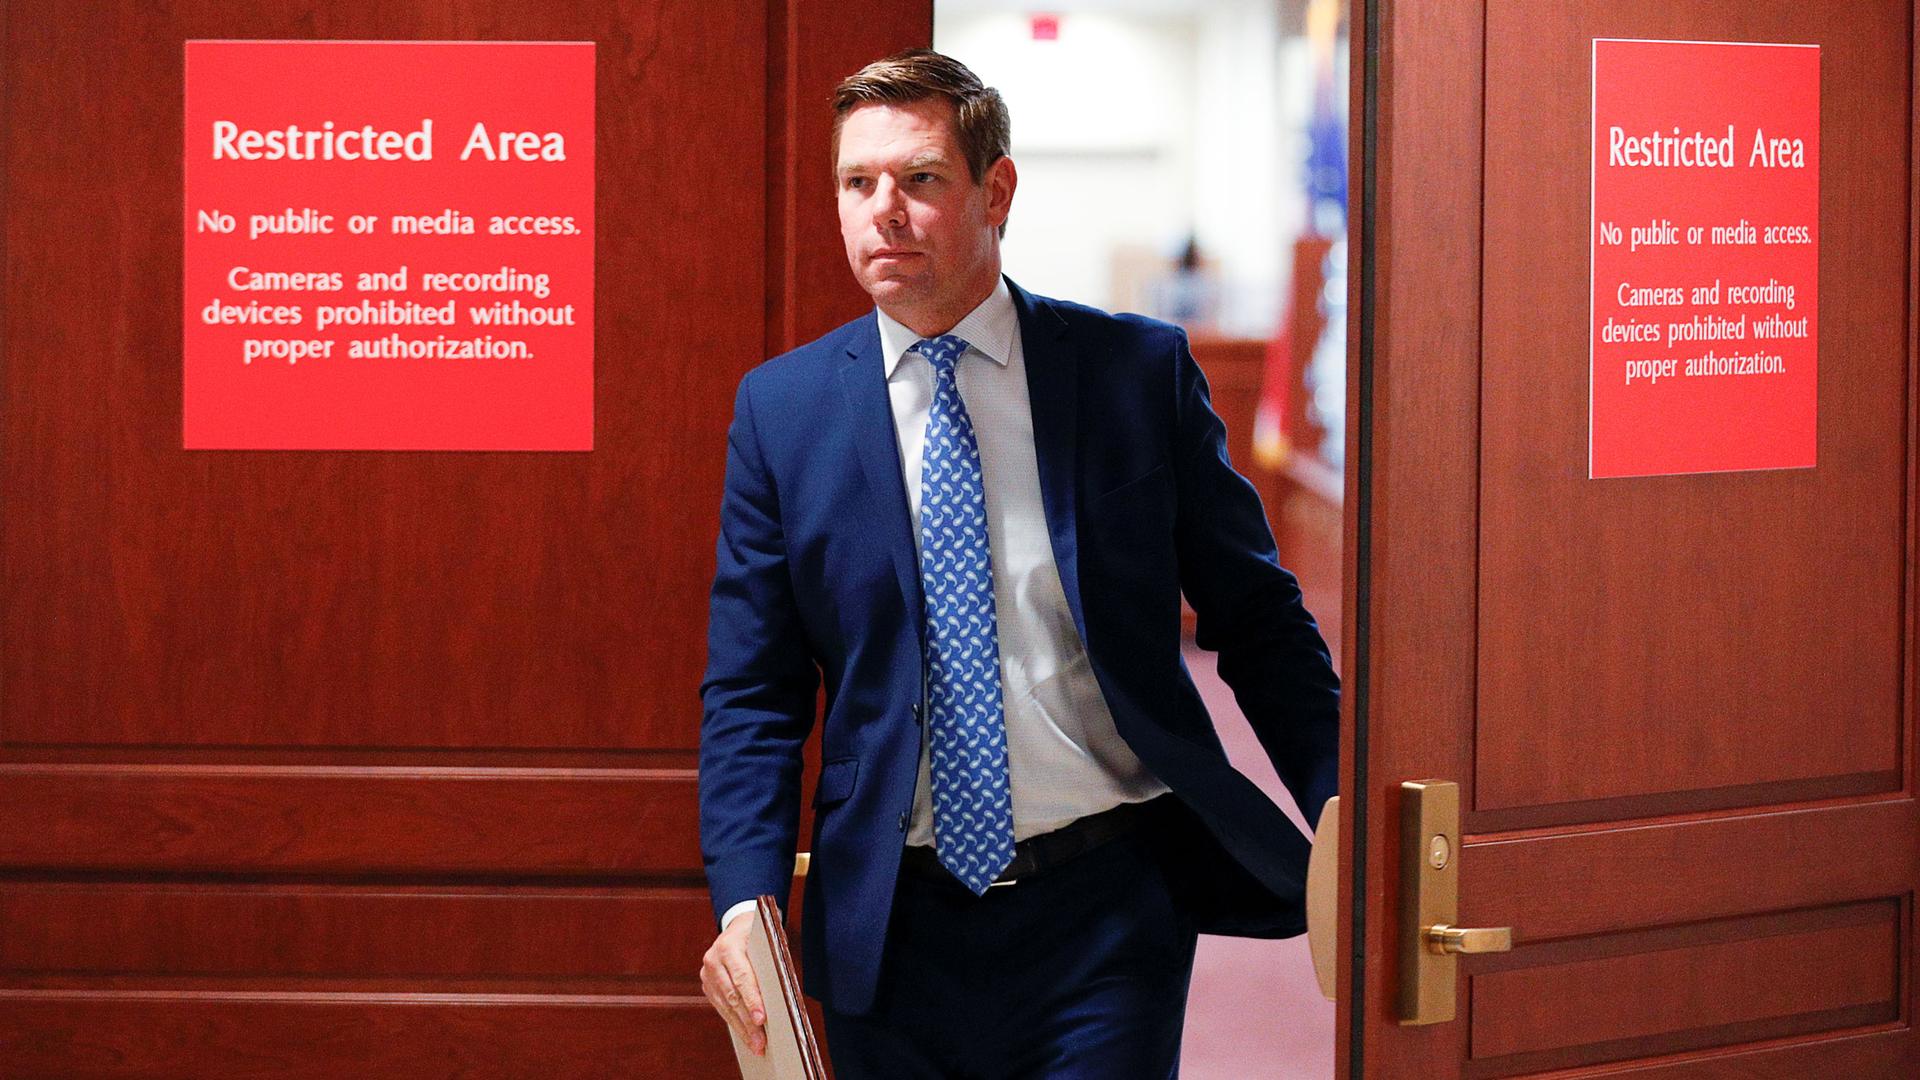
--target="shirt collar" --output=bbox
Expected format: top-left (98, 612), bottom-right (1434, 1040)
top-left (877, 276), bottom-right (1016, 378)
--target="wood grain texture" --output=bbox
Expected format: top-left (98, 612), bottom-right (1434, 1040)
top-left (0, 1), bottom-right (931, 1077)
top-left (1477, 1027), bottom-right (1910, 1080)
top-left (0, 992), bottom-right (734, 1080)
top-left (1355, 1), bottom-right (1919, 1075)
top-left (1467, 906), bottom-right (1898, 1066)
top-left (2, 1), bottom-right (758, 753)
top-left (1465, 770), bottom-right (1900, 834)
top-left (0, 881), bottom-right (717, 979)
top-left (766, 0), bottom-right (929, 354)
top-left (1462, 799), bottom-right (1918, 942)
top-left (1350, 0), bottom-right (1487, 1072)
top-left (0, 764), bottom-right (700, 873)
top-left (1465, 1010), bottom-right (1900, 1080)
top-left (1476, 0), bottom-right (1909, 815)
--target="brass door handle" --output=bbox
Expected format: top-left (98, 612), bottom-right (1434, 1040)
top-left (1400, 780), bottom-right (1519, 1025)
top-left (1425, 923), bottom-right (1512, 955)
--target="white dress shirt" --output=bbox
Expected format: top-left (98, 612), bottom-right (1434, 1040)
top-left (879, 278), bottom-right (1168, 850)
top-left (724, 278), bottom-right (1167, 931)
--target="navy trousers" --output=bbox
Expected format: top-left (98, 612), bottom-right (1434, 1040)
top-left (821, 803), bottom-right (1198, 1079)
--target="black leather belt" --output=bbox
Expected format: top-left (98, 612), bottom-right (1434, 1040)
top-left (899, 794), bottom-right (1169, 890)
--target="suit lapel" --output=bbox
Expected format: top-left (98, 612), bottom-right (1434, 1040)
top-left (1010, 281), bottom-right (1089, 645)
top-left (838, 316), bottom-right (925, 642)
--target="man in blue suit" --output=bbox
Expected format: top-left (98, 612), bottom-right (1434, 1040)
top-left (698, 49), bottom-right (1338, 1078)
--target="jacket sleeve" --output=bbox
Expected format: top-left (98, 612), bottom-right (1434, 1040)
top-left (698, 373), bottom-right (820, 927)
top-left (1168, 329), bottom-right (1340, 830)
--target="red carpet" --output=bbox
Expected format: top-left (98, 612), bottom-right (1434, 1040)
top-left (1178, 642), bottom-right (1336, 1080)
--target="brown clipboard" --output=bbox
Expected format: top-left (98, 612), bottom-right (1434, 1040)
top-left (727, 894), bottom-right (828, 1080)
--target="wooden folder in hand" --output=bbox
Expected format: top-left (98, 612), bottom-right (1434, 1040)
top-left (728, 894), bottom-right (827, 1080)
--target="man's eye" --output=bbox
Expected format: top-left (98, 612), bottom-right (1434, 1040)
top-left (845, 177), bottom-right (869, 190)
top-left (911, 172), bottom-right (936, 183)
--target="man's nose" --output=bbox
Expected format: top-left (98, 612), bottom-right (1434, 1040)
top-left (871, 175), bottom-right (907, 229)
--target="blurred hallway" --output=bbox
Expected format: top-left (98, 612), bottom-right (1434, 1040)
top-left (1179, 644), bottom-right (1335, 1080)
top-left (1180, 482), bottom-right (1342, 1080)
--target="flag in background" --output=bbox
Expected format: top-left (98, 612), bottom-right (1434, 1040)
top-left (1301, 0), bottom-right (1349, 231)
top-left (1253, 0), bottom-right (1347, 472)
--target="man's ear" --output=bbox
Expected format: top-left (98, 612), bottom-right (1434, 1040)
top-left (985, 155), bottom-right (1017, 229)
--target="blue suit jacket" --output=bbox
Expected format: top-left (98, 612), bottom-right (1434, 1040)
top-left (699, 278), bottom-right (1339, 1016)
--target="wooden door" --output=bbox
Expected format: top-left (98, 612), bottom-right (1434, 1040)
top-left (1343, 1), bottom-right (1919, 1076)
top-left (0, 3), bottom-right (924, 1076)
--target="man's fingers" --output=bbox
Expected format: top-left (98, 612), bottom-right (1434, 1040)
top-left (726, 953), bottom-right (768, 1027)
top-left (702, 939), bottom-right (767, 1055)
top-left (699, 963), bottom-right (743, 1037)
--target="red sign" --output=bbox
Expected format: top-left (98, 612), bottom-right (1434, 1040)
top-left (183, 41), bottom-right (594, 450)
top-left (1590, 39), bottom-right (1818, 478)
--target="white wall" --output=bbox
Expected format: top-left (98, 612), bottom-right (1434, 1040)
top-left (935, 1), bottom-right (1309, 336)
top-left (934, 11), bottom-right (1197, 316)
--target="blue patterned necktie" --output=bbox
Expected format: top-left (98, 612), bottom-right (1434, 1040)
top-left (915, 334), bottom-right (1015, 894)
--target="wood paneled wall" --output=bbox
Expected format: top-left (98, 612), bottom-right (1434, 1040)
top-left (0, 3), bottom-right (927, 1076)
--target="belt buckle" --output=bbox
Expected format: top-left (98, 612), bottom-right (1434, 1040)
top-left (989, 843), bottom-right (1033, 887)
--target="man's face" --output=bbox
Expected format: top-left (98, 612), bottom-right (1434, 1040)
top-left (835, 99), bottom-right (1013, 328)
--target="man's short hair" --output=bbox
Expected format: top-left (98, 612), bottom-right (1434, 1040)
top-left (830, 48), bottom-right (1011, 189)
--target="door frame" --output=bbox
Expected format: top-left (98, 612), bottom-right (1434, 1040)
top-left (1339, 1), bottom-right (1490, 1074)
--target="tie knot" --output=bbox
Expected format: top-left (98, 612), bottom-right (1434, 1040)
top-left (914, 334), bottom-right (972, 376)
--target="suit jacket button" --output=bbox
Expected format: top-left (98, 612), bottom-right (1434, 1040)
top-left (911, 703), bottom-right (923, 725)
top-left (897, 812), bottom-right (910, 832)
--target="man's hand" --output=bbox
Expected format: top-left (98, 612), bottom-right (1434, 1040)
top-left (700, 912), bottom-right (767, 1056)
